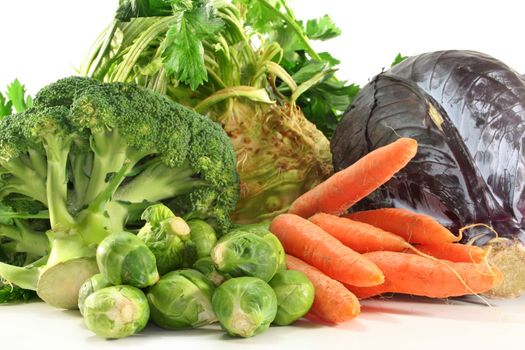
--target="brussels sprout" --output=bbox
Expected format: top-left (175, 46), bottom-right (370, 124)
top-left (188, 219), bottom-right (217, 259)
top-left (211, 230), bottom-right (279, 282)
top-left (193, 257), bottom-right (227, 286)
top-left (97, 231), bottom-right (159, 288)
top-left (212, 277), bottom-right (277, 338)
top-left (230, 223), bottom-right (286, 271)
top-left (137, 204), bottom-right (195, 274)
top-left (78, 273), bottom-right (111, 315)
top-left (83, 285), bottom-right (150, 339)
top-left (268, 270), bottom-right (314, 325)
top-left (147, 269), bottom-right (216, 329)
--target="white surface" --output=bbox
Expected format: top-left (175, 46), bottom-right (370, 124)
top-left (1, 1), bottom-right (525, 92)
top-left (0, 295), bottom-right (523, 349)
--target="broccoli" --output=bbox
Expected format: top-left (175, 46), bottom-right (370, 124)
top-left (0, 76), bottom-right (239, 309)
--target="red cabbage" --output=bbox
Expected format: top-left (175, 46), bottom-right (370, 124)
top-left (331, 50), bottom-right (525, 245)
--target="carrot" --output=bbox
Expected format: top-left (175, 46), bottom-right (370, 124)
top-left (288, 137), bottom-right (418, 218)
top-left (346, 208), bottom-right (459, 245)
top-left (346, 251), bottom-right (502, 299)
top-left (413, 243), bottom-right (487, 263)
top-left (270, 214), bottom-right (384, 287)
top-left (309, 213), bottom-right (412, 253)
top-left (286, 255), bottom-right (360, 324)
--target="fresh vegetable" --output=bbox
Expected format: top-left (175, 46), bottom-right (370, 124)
top-left (347, 251), bottom-right (502, 299)
top-left (187, 219), bottom-right (217, 259)
top-left (346, 208), bottom-right (460, 245)
top-left (137, 204), bottom-right (196, 274)
top-left (80, 0), bottom-right (364, 223)
top-left (83, 285), bottom-right (150, 339)
top-left (331, 50), bottom-right (524, 245)
top-left (268, 270), bottom-right (314, 326)
top-left (147, 269), bottom-right (216, 329)
top-left (96, 231), bottom-right (159, 288)
top-left (230, 222), bottom-right (286, 271)
top-left (211, 229), bottom-right (281, 282)
top-left (414, 243), bottom-right (487, 263)
top-left (77, 273), bottom-right (111, 315)
top-left (0, 76), bottom-right (239, 309)
top-left (212, 276), bottom-right (277, 338)
top-left (310, 213), bottom-right (412, 253)
top-left (193, 257), bottom-right (227, 286)
top-left (286, 255), bottom-right (360, 324)
top-left (0, 80), bottom-right (39, 304)
top-left (289, 138), bottom-right (418, 218)
top-left (270, 213), bottom-right (384, 287)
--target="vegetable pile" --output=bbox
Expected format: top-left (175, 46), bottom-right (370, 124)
top-left (331, 50), bottom-right (525, 298)
top-left (81, 0), bottom-right (358, 223)
top-left (0, 76), bottom-right (239, 308)
top-left (1, 0), bottom-right (525, 343)
top-left (270, 138), bottom-right (502, 324)
top-left (78, 203), bottom-right (314, 339)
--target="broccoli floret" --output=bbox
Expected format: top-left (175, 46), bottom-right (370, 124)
top-left (0, 77), bottom-right (239, 309)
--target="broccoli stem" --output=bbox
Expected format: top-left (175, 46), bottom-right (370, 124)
top-left (70, 152), bottom-right (91, 209)
top-left (44, 136), bottom-right (75, 230)
top-left (0, 222), bottom-right (48, 256)
top-left (82, 131), bottom-right (128, 206)
top-left (27, 149), bottom-right (47, 179)
top-left (0, 159), bottom-right (48, 205)
top-left (45, 231), bottom-right (94, 267)
top-left (114, 161), bottom-right (206, 203)
top-left (0, 262), bottom-right (39, 290)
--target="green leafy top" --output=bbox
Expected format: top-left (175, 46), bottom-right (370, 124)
top-left (83, 0), bottom-right (360, 138)
top-left (1, 79), bottom-right (33, 119)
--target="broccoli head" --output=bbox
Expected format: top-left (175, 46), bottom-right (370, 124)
top-left (0, 76), bottom-right (239, 308)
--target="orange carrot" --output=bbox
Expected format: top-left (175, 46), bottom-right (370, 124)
top-left (288, 137), bottom-right (418, 218)
top-left (414, 243), bottom-right (487, 263)
top-left (346, 251), bottom-right (502, 299)
top-left (270, 214), bottom-right (384, 287)
top-left (346, 208), bottom-right (459, 245)
top-left (309, 213), bottom-right (412, 253)
top-left (286, 255), bottom-right (360, 324)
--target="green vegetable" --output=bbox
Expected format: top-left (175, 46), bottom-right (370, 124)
top-left (188, 219), bottom-right (217, 259)
top-left (193, 257), bottom-right (226, 286)
top-left (268, 270), bottom-right (314, 325)
top-left (97, 231), bottom-right (159, 288)
top-left (212, 277), bottom-right (277, 338)
top-left (78, 273), bottom-right (112, 315)
top-left (83, 285), bottom-right (150, 339)
top-left (0, 76), bottom-right (239, 309)
top-left (147, 269), bottom-right (216, 329)
top-left (82, 0), bottom-right (346, 223)
top-left (137, 203), bottom-right (196, 274)
top-left (230, 223), bottom-right (286, 271)
top-left (211, 230), bottom-right (280, 282)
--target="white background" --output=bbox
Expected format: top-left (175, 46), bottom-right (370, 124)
top-left (1, 1), bottom-right (525, 348)
top-left (1, 0), bottom-right (525, 93)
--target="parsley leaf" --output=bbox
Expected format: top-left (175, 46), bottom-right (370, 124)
top-left (0, 92), bottom-right (12, 119)
top-left (6, 79), bottom-right (33, 113)
top-left (391, 53), bottom-right (408, 67)
top-left (162, 0), bottom-right (223, 90)
top-left (115, 0), bottom-right (173, 21)
top-left (305, 15), bottom-right (341, 41)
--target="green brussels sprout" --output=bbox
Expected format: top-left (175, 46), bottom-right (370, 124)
top-left (97, 231), bottom-right (159, 288)
top-left (212, 277), bottom-right (277, 338)
top-left (78, 273), bottom-right (111, 315)
top-left (211, 230), bottom-right (279, 282)
top-left (147, 269), bottom-right (216, 329)
top-left (83, 285), bottom-right (150, 339)
top-left (137, 204), bottom-right (195, 274)
top-left (268, 270), bottom-right (314, 325)
top-left (193, 257), bottom-right (227, 286)
top-left (230, 223), bottom-right (286, 271)
top-left (188, 219), bottom-right (217, 259)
